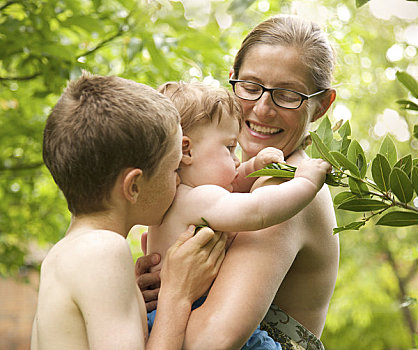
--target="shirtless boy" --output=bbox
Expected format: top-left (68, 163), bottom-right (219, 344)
top-left (31, 73), bottom-right (226, 350)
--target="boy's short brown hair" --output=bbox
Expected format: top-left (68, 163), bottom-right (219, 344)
top-left (158, 82), bottom-right (243, 134)
top-left (43, 72), bottom-right (180, 215)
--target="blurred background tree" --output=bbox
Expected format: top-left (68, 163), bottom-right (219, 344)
top-left (0, 0), bottom-right (416, 348)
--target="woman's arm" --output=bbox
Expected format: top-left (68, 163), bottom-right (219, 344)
top-left (147, 227), bottom-right (227, 349)
top-left (183, 214), bottom-right (301, 350)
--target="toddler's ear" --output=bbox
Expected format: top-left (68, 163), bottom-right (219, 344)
top-left (123, 168), bottom-right (143, 203)
top-left (181, 136), bottom-right (193, 165)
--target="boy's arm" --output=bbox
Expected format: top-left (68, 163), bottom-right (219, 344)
top-left (233, 147), bottom-right (283, 193)
top-left (188, 158), bottom-right (330, 232)
top-left (71, 228), bottom-right (226, 350)
top-left (71, 233), bottom-right (146, 350)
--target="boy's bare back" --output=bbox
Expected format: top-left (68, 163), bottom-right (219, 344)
top-left (32, 229), bottom-right (147, 350)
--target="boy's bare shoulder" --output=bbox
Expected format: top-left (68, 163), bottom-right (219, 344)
top-left (41, 230), bottom-right (131, 278)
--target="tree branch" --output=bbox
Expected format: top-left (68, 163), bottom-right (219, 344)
top-left (0, 162), bottom-right (44, 172)
top-left (0, 1), bottom-right (16, 12)
top-left (0, 72), bottom-right (41, 81)
top-left (378, 234), bottom-right (416, 348)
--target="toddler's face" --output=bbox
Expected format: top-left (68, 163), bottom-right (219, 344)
top-left (184, 116), bottom-right (240, 192)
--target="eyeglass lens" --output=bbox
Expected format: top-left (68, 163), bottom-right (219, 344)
top-left (234, 81), bottom-right (302, 108)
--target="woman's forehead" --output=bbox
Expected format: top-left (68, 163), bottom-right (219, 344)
top-left (239, 44), bottom-right (314, 92)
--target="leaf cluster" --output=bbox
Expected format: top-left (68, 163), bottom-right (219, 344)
top-left (249, 72), bottom-right (418, 233)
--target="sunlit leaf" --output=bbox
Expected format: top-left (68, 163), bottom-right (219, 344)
top-left (389, 168), bottom-right (414, 203)
top-left (333, 221), bottom-right (365, 233)
top-left (309, 132), bottom-right (338, 168)
top-left (330, 151), bottom-right (360, 176)
top-left (347, 140), bottom-right (367, 178)
top-left (396, 71), bottom-right (418, 99)
top-left (379, 135), bottom-right (397, 166)
top-left (248, 169), bottom-right (294, 178)
top-left (356, 0), bottom-right (370, 8)
top-left (396, 99), bottom-right (418, 111)
top-left (371, 154), bottom-right (391, 192)
top-left (349, 177), bottom-right (369, 196)
top-left (376, 211), bottom-right (418, 227)
top-left (412, 166), bottom-right (418, 195)
top-left (337, 198), bottom-right (389, 212)
top-left (334, 191), bottom-right (359, 205)
top-left (394, 154), bottom-right (412, 177)
top-left (337, 121), bottom-right (351, 155)
top-left (316, 116), bottom-right (333, 148)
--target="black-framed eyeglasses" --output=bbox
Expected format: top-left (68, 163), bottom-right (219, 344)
top-left (229, 79), bottom-right (327, 109)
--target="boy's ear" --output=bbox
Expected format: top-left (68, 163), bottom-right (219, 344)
top-left (229, 68), bottom-right (234, 79)
top-left (181, 136), bottom-right (193, 165)
top-left (123, 168), bottom-right (143, 203)
top-left (312, 88), bottom-right (336, 122)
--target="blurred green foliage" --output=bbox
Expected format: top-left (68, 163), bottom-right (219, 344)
top-left (0, 0), bottom-right (416, 348)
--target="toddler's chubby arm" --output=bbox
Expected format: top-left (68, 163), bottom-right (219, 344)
top-left (184, 158), bottom-right (331, 232)
top-left (232, 147), bottom-right (284, 193)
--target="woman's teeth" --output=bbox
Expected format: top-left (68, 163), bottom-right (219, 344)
top-left (248, 121), bottom-right (282, 135)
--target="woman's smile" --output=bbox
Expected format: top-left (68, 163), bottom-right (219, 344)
top-left (245, 120), bottom-right (283, 139)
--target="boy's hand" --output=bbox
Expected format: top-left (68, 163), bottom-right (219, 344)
top-left (294, 158), bottom-right (331, 190)
top-left (253, 147), bottom-right (284, 171)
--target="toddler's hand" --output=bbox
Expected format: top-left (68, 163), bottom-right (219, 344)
top-left (253, 147), bottom-right (284, 171)
top-left (295, 158), bottom-right (331, 190)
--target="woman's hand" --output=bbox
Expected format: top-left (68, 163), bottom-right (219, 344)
top-left (135, 251), bottom-right (161, 312)
top-left (160, 225), bottom-right (227, 304)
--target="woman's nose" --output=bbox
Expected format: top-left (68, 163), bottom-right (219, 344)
top-left (253, 91), bottom-right (276, 118)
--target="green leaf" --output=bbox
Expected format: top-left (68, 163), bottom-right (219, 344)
top-left (347, 140), bottom-right (367, 178)
top-left (349, 177), bottom-right (369, 196)
top-left (371, 154), bottom-right (391, 192)
top-left (379, 135), bottom-right (397, 166)
top-left (414, 125), bottom-right (418, 139)
top-left (334, 191), bottom-right (359, 205)
top-left (396, 99), bottom-right (418, 111)
top-left (389, 168), bottom-right (414, 203)
top-left (315, 116), bottom-right (333, 148)
top-left (337, 121), bottom-right (351, 155)
top-left (376, 211), bottom-right (418, 227)
top-left (338, 120), bottom-right (351, 139)
top-left (337, 198), bottom-right (389, 212)
top-left (330, 151), bottom-right (360, 176)
top-left (325, 173), bottom-right (343, 187)
top-left (396, 71), bottom-right (418, 99)
top-left (355, 0), bottom-right (370, 7)
top-left (309, 132), bottom-right (338, 168)
top-left (248, 169), bottom-right (294, 178)
top-left (333, 221), bottom-right (365, 233)
top-left (394, 154), bottom-right (412, 177)
top-left (412, 166), bottom-right (418, 195)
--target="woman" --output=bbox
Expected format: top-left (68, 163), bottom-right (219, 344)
top-left (138, 15), bottom-right (339, 350)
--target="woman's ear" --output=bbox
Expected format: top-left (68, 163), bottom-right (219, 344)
top-left (229, 68), bottom-right (234, 79)
top-left (181, 136), bottom-right (193, 165)
top-left (312, 88), bottom-right (336, 122)
top-left (123, 168), bottom-right (143, 203)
